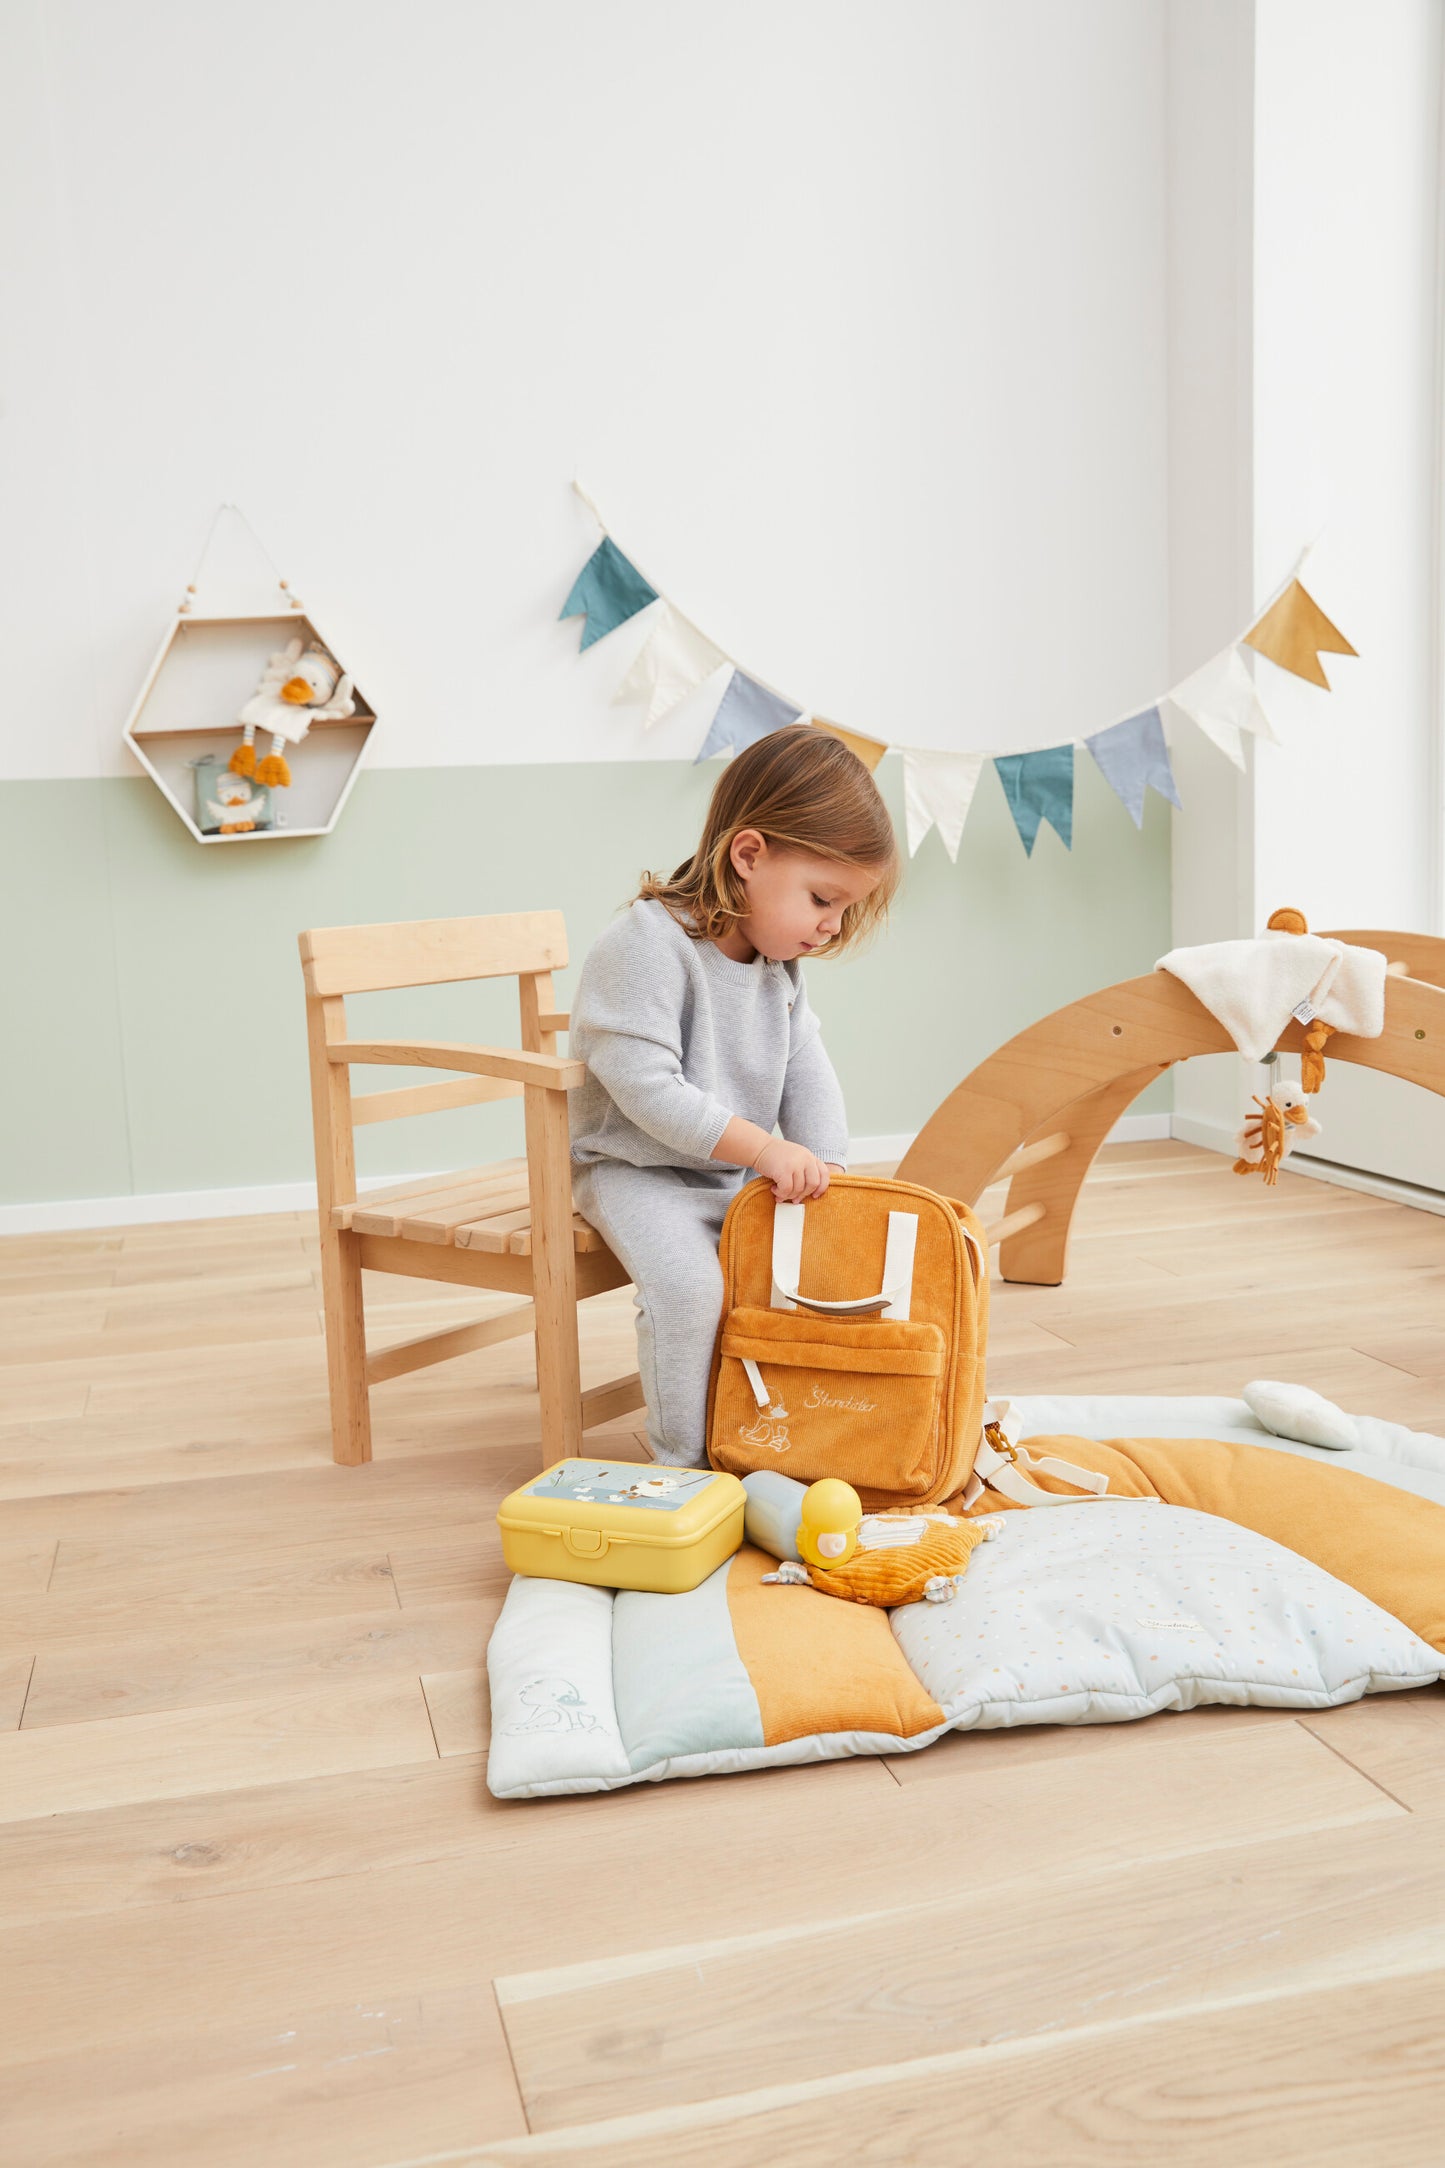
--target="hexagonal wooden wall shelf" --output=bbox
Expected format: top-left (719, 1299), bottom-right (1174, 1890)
top-left (122, 573), bottom-right (377, 845)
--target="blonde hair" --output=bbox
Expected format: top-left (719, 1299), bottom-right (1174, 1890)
top-left (635, 723), bottom-right (899, 958)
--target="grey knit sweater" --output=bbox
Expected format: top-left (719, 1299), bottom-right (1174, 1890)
top-left (568, 897), bottom-right (850, 1173)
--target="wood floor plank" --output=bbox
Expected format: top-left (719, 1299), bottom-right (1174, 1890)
top-left (423, 1669), bottom-right (489, 1756)
top-left (0, 1536), bottom-right (57, 1593)
top-left (0, 1444), bottom-right (525, 1547)
top-left (390, 1531), bottom-right (512, 1608)
top-left (22, 1597), bottom-right (499, 1728)
top-left (467, 1964), bottom-right (1445, 2166)
top-left (0, 1538), bottom-right (402, 1647)
top-left (1, 1657), bottom-right (34, 1729)
top-left (0, 1676), bottom-right (439, 1824)
top-left (0, 1751), bottom-right (874, 1932)
top-left (882, 1698), bottom-right (1298, 1784)
top-left (0, 1722), bottom-right (1396, 2072)
top-left (0, 1372), bottom-right (90, 1422)
top-left (0, 1981), bottom-right (526, 2168)
top-left (1302, 1687), bottom-right (1445, 1813)
top-left (499, 1774), bottom-right (1418, 2131)
top-left (1351, 1330), bottom-right (1445, 1381)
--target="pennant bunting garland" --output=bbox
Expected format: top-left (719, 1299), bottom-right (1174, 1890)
top-left (903, 748), bottom-right (985, 862)
top-left (810, 718), bottom-right (888, 772)
top-left (994, 745), bottom-right (1075, 855)
top-left (562, 484), bottom-right (1358, 866)
top-left (1085, 707), bottom-right (1181, 827)
top-left (696, 670), bottom-right (803, 762)
top-left (1163, 648), bottom-right (1276, 773)
top-left (1243, 579), bottom-right (1358, 688)
top-left (609, 601), bottom-right (728, 730)
top-left (559, 537), bottom-right (658, 650)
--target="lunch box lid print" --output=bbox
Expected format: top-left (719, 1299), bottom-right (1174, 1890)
top-left (526, 1461), bottom-right (718, 1513)
top-left (499, 1459), bottom-right (746, 1551)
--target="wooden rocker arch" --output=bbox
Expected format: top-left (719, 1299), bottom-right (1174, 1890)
top-left (897, 929), bottom-right (1445, 1288)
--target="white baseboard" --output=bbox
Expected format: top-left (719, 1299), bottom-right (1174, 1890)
top-left (1170, 1113), bottom-right (1445, 1219)
top-left (848, 1113), bottom-right (1171, 1164)
top-left (0, 1112), bottom-right (1176, 1238)
top-left (0, 1169), bottom-right (453, 1239)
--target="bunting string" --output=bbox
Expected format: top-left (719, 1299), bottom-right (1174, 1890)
top-left (558, 482), bottom-right (1358, 864)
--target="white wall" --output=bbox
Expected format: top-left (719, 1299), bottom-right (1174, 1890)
top-left (1164, 0), bottom-right (1258, 1143)
top-left (0, 0), bottom-right (1171, 781)
top-left (1253, 0), bottom-right (1442, 933)
top-left (1168, 0), bottom-right (1445, 1185)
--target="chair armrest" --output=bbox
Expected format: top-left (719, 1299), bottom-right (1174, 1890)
top-left (327, 1039), bottom-right (588, 1091)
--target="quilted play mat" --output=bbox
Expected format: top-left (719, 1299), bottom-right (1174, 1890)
top-left (487, 1389), bottom-right (1445, 1799)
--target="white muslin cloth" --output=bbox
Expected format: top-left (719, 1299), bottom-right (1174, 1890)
top-left (1155, 930), bottom-right (1387, 1061)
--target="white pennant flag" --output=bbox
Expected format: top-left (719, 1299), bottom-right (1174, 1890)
top-left (903, 747), bottom-right (985, 860)
top-left (609, 600), bottom-right (728, 730)
top-left (1162, 646), bottom-right (1277, 771)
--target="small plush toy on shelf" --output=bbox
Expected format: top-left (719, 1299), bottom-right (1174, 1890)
top-left (744, 1470), bottom-right (996, 1607)
top-left (203, 769), bottom-right (270, 835)
top-left (230, 637), bottom-right (355, 789)
top-left (1232, 1081), bottom-right (1322, 1186)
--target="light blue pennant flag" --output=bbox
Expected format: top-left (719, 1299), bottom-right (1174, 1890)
top-left (695, 670), bottom-right (803, 761)
top-left (1085, 706), bottom-right (1182, 827)
top-left (559, 537), bottom-right (659, 650)
top-left (994, 744), bottom-right (1076, 855)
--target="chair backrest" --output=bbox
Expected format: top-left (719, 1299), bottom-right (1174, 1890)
top-left (299, 911), bottom-right (568, 998)
top-left (299, 910), bottom-right (572, 1214)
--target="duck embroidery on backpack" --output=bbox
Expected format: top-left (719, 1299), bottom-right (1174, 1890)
top-left (738, 1403), bottom-right (792, 1454)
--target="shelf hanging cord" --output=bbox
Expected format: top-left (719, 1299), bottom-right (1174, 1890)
top-left (181, 501), bottom-right (299, 612)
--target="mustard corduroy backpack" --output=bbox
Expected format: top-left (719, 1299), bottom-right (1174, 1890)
top-left (705, 1172), bottom-right (992, 1512)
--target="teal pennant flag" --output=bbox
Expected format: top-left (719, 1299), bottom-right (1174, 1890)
top-left (994, 744), bottom-right (1076, 854)
top-left (1085, 707), bottom-right (1182, 827)
top-left (695, 670), bottom-right (802, 761)
top-left (559, 537), bottom-right (658, 650)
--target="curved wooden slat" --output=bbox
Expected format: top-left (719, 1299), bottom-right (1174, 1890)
top-left (998, 1066), bottom-right (1162, 1286)
top-left (897, 972), bottom-right (1223, 1202)
top-left (1320, 928), bottom-right (1445, 990)
top-left (898, 960), bottom-right (1445, 1288)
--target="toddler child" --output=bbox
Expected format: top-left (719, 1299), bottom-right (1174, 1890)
top-left (568, 723), bottom-right (899, 1467)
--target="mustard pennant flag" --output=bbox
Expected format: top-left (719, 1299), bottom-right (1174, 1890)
top-left (809, 718), bottom-right (888, 772)
top-left (1244, 580), bottom-right (1358, 689)
top-left (610, 601), bottom-right (728, 730)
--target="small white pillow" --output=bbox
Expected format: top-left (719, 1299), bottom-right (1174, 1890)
top-left (1243, 1378), bottom-right (1356, 1451)
top-left (892, 1501), bottom-right (1440, 1729)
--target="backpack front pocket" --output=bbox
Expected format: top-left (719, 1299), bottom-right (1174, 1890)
top-left (711, 1305), bottom-right (948, 1502)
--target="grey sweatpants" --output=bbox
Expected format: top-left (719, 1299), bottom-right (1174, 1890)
top-left (572, 1158), bottom-right (751, 1468)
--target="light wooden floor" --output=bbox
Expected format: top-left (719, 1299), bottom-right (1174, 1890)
top-left (3, 1140), bottom-right (1445, 2164)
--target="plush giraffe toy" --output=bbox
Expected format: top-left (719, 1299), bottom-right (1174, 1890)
top-left (1232, 1083), bottom-right (1322, 1185)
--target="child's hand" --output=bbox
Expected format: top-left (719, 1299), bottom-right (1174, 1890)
top-left (754, 1140), bottom-right (831, 1201)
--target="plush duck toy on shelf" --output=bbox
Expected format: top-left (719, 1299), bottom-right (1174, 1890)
top-left (743, 1470), bottom-right (996, 1607)
top-left (230, 638), bottom-right (355, 788)
top-left (1232, 1082), bottom-right (1322, 1186)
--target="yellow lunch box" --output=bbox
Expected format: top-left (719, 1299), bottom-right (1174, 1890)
top-left (497, 1459), bottom-right (746, 1594)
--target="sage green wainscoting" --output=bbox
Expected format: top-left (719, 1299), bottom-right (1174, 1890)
top-left (1, 757), bottom-right (1171, 1209)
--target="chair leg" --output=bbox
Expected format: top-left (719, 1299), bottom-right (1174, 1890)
top-left (525, 1084), bottom-right (583, 1465)
top-left (318, 1224), bottom-right (372, 1465)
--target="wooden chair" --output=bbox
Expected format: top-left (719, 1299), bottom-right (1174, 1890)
top-left (299, 910), bottom-right (645, 1466)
